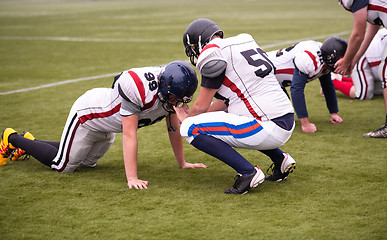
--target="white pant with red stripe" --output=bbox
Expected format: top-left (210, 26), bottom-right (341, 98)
top-left (351, 55), bottom-right (383, 100)
top-left (180, 111), bottom-right (294, 150)
top-left (51, 98), bottom-right (116, 172)
top-left (380, 43), bottom-right (387, 89)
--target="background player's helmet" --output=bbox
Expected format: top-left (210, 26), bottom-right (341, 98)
top-left (183, 18), bottom-right (224, 65)
top-left (158, 61), bottom-right (198, 113)
top-left (321, 36), bottom-right (348, 71)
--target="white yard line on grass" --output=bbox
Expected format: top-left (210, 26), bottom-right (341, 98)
top-left (0, 30), bottom-right (351, 96)
top-left (0, 73), bottom-right (119, 95)
top-left (0, 36), bottom-right (179, 43)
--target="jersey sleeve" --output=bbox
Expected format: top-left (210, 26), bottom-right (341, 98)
top-left (294, 50), bottom-right (320, 77)
top-left (290, 67), bottom-right (309, 118)
top-left (350, 0), bottom-right (368, 13)
top-left (116, 71), bottom-right (144, 116)
top-left (340, 0), bottom-right (368, 12)
top-left (196, 41), bottom-right (227, 89)
top-left (319, 74), bottom-right (339, 114)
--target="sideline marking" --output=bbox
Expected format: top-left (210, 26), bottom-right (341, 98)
top-left (0, 30), bottom-right (351, 96)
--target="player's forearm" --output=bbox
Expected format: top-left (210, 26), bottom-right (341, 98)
top-left (351, 24), bottom-right (380, 67)
top-left (168, 130), bottom-right (186, 168)
top-left (188, 87), bottom-right (217, 117)
top-left (343, 32), bottom-right (364, 64)
top-left (343, 7), bottom-right (367, 64)
top-left (320, 75), bottom-right (339, 114)
top-left (208, 100), bottom-right (227, 112)
top-left (123, 135), bottom-right (139, 181)
top-left (166, 114), bottom-right (187, 168)
top-left (290, 87), bottom-right (308, 118)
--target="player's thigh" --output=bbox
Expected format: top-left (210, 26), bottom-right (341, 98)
top-left (81, 132), bottom-right (116, 168)
top-left (351, 56), bottom-right (374, 100)
top-left (378, 45), bottom-right (387, 89)
top-left (51, 123), bottom-right (95, 172)
top-left (180, 111), bottom-right (289, 149)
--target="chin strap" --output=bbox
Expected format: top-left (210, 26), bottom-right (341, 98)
top-left (167, 114), bottom-right (176, 132)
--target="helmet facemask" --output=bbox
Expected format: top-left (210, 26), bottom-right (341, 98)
top-left (185, 34), bottom-right (204, 66)
top-left (160, 93), bottom-right (193, 113)
top-left (323, 51), bottom-right (340, 72)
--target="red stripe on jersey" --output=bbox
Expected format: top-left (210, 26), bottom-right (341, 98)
top-left (368, 4), bottom-right (387, 14)
top-left (304, 50), bottom-right (318, 71)
top-left (200, 44), bottom-right (220, 55)
top-left (142, 94), bottom-right (158, 110)
top-left (222, 76), bottom-right (261, 120)
top-left (276, 68), bottom-right (294, 75)
top-left (128, 70), bottom-right (146, 105)
top-left (369, 60), bottom-right (381, 68)
top-left (78, 104), bottom-right (121, 124)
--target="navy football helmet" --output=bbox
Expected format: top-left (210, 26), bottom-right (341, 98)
top-left (321, 36), bottom-right (348, 71)
top-left (158, 61), bottom-right (198, 113)
top-left (183, 18), bottom-right (224, 65)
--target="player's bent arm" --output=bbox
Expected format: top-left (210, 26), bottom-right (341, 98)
top-left (208, 99), bottom-right (227, 112)
top-left (299, 117), bottom-right (317, 133)
top-left (188, 87), bottom-right (218, 117)
top-left (351, 23), bottom-right (380, 70)
top-left (330, 113), bottom-right (343, 124)
top-left (166, 114), bottom-right (185, 168)
top-left (290, 68), bottom-right (309, 119)
top-left (166, 114), bottom-right (207, 169)
top-left (319, 74), bottom-right (339, 116)
top-left (335, 7), bottom-right (367, 74)
top-left (122, 114), bottom-right (149, 189)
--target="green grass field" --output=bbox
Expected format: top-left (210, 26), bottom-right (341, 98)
top-left (1, 0), bottom-right (386, 239)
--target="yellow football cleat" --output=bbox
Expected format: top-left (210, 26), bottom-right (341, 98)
top-left (0, 128), bottom-right (17, 166)
top-left (11, 131), bottom-right (35, 161)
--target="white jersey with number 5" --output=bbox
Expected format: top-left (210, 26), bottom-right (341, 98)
top-left (196, 33), bottom-right (293, 121)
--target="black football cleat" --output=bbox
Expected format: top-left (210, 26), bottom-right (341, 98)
top-left (224, 166), bottom-right (265, 194)
top-left (265, 153), bottom-right (296, 182)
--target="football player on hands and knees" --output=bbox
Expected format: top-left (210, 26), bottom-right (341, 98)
top-left (0, 61), bottom-right (206, 189)
top-left (266, 36), bottom-right (347, 133)
top-left (176, 18), bottom-right (296, 194)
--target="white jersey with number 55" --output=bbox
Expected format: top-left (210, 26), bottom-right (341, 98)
top-left (196, 33), bottom-right (293, 121)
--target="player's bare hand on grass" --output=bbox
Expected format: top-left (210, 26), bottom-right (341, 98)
top-left (300, 117), bottom-right (317, 133)
top-left (180, 162), bottom-right (207, 169)
top-left (301, 122), bottom-right (317, 133)
top-left (330, 113), bottom-right (343, 124)
top-left (127, 178), bottom-right (149, 190)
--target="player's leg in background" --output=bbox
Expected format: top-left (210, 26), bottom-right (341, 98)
top-left (351, 56), bottom-right (374, 100)
top-left (379, 45), bottom-right (387, 125)
top-left (363, 45), bottom-right (387, 138)
top-left (331, 72), bottom-right (355, 98)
